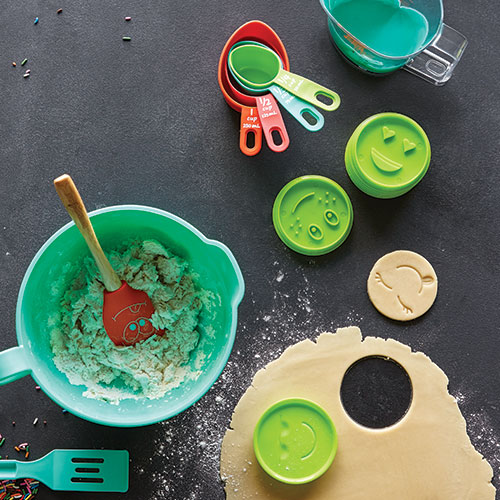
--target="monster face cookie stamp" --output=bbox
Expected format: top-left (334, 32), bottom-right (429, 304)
top-left (367, 250), bottom-right (438, 321)
top-left (345, 113), bottom-right (431, 198)
top-left (273, 175), bottom-right (353, 256)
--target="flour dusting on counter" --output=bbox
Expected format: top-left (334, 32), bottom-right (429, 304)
top-left (49, 239), bottom-right (213, 403)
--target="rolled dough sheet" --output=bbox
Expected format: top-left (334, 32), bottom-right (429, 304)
top-left (220, 327), bottom-right (495, 499)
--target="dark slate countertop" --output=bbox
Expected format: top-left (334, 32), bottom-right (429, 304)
top-left (1, 1), bottom-right (499, 499)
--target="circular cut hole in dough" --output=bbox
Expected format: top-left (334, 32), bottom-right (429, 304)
top-left (340, 356), bottom-right (412, 428)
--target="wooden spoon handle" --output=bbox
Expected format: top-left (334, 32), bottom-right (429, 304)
top-left (54, 174), bottom-right (122, 292)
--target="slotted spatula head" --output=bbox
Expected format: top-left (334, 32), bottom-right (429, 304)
top-left (45, 449), bottom-right (129, 492)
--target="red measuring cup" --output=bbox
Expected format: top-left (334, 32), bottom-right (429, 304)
top-left (218, 21), bottom-right (291, 155)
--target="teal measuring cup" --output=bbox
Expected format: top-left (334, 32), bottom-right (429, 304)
top-left (319, 0), bottom-right (467, 84)
top-left (0, 205), bottom-right (244, 427)
top-left (229, 41), bottom-right (325, 132)
top-left (228, 44), bottom-right (341, 112)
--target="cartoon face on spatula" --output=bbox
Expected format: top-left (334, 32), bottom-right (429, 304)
top-left (54, 174), bottom-right (164, 346)
top-left (102, 281), bottom-right (160, 345)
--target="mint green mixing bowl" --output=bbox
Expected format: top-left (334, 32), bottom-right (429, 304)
top-left (0, 205), bottom-right (244, 427)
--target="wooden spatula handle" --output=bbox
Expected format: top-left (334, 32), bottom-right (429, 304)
top-left (54, 174), bottom-right (122, 292)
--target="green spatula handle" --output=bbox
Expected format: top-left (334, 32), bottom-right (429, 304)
top-left (274, 68), bottom-right (341, 112)
top-left (0, 459), bottom-right (47, 481)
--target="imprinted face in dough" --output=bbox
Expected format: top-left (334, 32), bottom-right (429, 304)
top-left (220, 327), bottom-right (495, 500)
top-left (367, 250), bottom-right (438, 321)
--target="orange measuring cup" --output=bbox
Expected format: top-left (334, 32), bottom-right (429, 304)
top-left (218, 21), bottom-right (291, 155)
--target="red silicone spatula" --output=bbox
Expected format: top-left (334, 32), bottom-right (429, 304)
top-left (54, 174), bottom-right (164, 346)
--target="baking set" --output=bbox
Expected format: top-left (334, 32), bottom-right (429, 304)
top-left (1, 0), bottom-right (471, 495)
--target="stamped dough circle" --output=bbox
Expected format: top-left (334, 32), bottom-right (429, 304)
top-left (367, 250), bottom-right (438, 321)
top-left (220, 328), bottom-right (495, 499)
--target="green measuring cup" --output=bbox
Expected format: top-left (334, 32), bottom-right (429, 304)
top-left (228, 41), bottom-right (325, 132)
top-left (228, 44), bottom-right (340, 112)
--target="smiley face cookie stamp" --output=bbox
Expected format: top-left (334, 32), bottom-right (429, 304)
top-left (345, 113), bottom-right (431, 198)
top-left (273, 175), bottom-right (353, 256)
top-left (253, 398), bottom-right (338, 484)
top-left (367, 250), bottom-right (438, 321)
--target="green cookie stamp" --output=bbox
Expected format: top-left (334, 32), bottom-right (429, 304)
top-left (273, 175), bottom-right (353, 256)
top-left (345, 113), bottom-right (431, 199)
top-left (253, 398), bottom-right (338, 484)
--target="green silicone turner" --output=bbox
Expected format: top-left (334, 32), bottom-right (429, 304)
top-left (0, 449), bottom-right (129, 492)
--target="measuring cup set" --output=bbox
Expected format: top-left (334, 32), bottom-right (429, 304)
top-left (220, 6), bottom-right (467, 156)
top-left (218, 21), bottom-right (341, 156)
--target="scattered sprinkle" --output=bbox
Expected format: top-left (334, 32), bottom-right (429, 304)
top-left (62, 409), bottom-right (68, 413)
top-left (33, 418), bottom-right (38, 426)
top-left (21, 59), bottom-right (28, 66)
top-left (23, 73), bottom-right (30, 78)
top-left (125, 16), bottom-right (132, 21)
top-left (0, 437), bottom-right (5, 447)
top-left (15, 443), bottom-right (30, 459)
top-left (43, 420), bottom-right (47, 425)
top-left (26, 69), bottom-right (31, 74)
top-left (34, 17), bottom-right (39, 25)
top-left (122, 36), bottom-right (131, 41)
top-left (12, 62), bottom-right (16, 67)
top-left (0, 478), bottom-right (40, 499)
top-left (12, 422), bottom-right (15, 426)
top-left (57, 8), bottom-right (63, 14)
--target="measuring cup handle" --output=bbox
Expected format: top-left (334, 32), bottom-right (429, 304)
top-left (275, 69), bottom-right (341, 112)
top-left (270, 86), bottom-right (325, 132)
top-left (239, 107), bottom-right (262, 157)
top-left (404, 24), bottom-right (468, 86)
top-left (0, 346), bottom-right (31, 385)
top-left (255, 94), bottom-right (290, 153)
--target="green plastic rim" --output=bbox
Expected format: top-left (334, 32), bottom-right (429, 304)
top-left (228, 44), bottom-right (280, 89)
top-left (253, 398), bottom-right (338, 484)
top-left (346, 135), bottom-right (428, 197)
top-left (345, 113), bottom-right (431, 199)
top-left (345, 142), bottom-right (419, 198)
top-left (273, 175), bottom-right (353, 256)
top-left (228, 41), bottom-right (283, 96)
